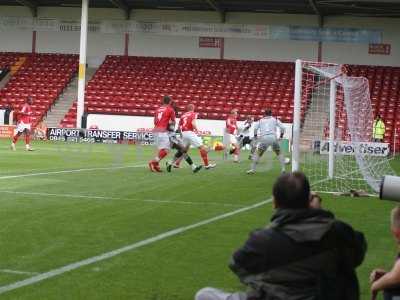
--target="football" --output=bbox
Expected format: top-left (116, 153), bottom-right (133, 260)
top-left (213, 141), bottom-right (225, 151)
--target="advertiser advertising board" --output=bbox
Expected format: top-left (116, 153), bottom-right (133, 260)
top-left (319, 140), bottom-right (390, 157)
top-left (47, 127), bottom-right (223, 147)
top-left (0, 125), bottom-right (15, 138)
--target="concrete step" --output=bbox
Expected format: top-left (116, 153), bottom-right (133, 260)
top-left (43, 67), bottom-right (97, 127)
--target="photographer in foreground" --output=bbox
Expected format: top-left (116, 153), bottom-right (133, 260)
top-left (196, 172), bottom-right (367, 300)
top-left (370, 206), bottom-right (400, 300)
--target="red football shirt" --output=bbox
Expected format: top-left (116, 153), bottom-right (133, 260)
top-left (226, 115), bottom-right (237, 134)
top-left (19, 103), bottom-right (32, 124)
top-left (179, 111), bottom-right (197, 132)
top-left (154, 105), bottom-right (176, 131)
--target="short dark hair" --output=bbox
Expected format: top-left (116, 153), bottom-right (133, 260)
top-left (264, 109), bottom-right (272, 116)
top-left (163, 96), bottom-right (172, 104)
top-left (273, 172), bottom-right (310, 209)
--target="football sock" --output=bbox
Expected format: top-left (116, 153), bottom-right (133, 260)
top-left (183, 153), bottom-right (193, 166)
top-left (12, 134), bottom-right (19, 144)
top-left (250, 144), bottom-right (257, 155)
top-left (173, 150), bottom-right (183, 162)
top-left (25, 134), bottom-right (30, 146)
top-left (199, 148), bottom-right (209, 166)
top-left (155, 149), bottom-right (168, 162)
top-left (251, 154), bottom-right (260, 170)
top-left (278, 153), bottom-right (286, 172)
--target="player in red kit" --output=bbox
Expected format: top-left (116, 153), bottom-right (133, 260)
top-left (149, 96), bottom-right (176, 172)
top-left (224, 109), bottom-right (240, 162)
top-left (177, 104), bottom-right (216, 169)
top-left (11, 97), bottom-right (34, 151)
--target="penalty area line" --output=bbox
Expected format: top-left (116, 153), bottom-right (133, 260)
top-left (0, 197), bottom-right (272, 295)
top-left (0, 190), bottom-right (244, 208)
top-left (0, 164), bottom-right (146, 180)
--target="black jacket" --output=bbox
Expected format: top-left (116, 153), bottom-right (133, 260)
top-left (230, 209), bottom-right (367, 300)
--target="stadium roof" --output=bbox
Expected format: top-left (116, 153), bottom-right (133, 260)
top-left (1, 0), bottom-right (400, 20)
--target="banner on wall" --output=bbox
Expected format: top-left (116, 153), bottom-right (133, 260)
top-left (369, 43), bottom-right (391, 55)
top-left (0, 16), bottom-right (382, 44)
top-left (199, 37), bottom-right (222, 48)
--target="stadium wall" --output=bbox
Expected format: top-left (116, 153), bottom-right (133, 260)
top-left (0, 6), bottom-right (399, 66)
top-left (86, 114), bottom-right (292, 139)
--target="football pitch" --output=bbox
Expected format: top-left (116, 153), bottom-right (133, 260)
top-left (0, 139), bottom-right (399, 300)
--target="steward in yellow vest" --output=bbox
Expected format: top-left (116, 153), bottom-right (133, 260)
top-left (373, 115), bottom-right (386, 142)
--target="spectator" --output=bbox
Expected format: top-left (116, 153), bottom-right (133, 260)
top-left (310, 191), bottom-right (322, 209)
top-left (195, 172), bottom-right (366, 300)
top-left (370, 206), bottom-right (400, 300)
top-left (373, 114), bottom-right (386, 142)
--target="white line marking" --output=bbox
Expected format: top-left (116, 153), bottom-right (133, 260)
top-left (0, 269), bottom-right (38, 276)
top-left (0, 190), bottom-right (243, 207)
top-left (0, 164), bottom-right (146, 180)
top-left (0, 197), bottom-right (272, 295)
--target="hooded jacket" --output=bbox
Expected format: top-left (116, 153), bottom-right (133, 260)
top-left (230, 209), bottom-right (367, 300)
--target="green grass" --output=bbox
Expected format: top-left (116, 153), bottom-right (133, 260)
top-left (0, 139), bottom-right (399, 300)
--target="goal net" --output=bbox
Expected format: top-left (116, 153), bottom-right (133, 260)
top-left (291, 60), bottom-right (395, 194)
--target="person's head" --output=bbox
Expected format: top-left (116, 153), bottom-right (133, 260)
top-left (26, 97), bottom-right (33, 105)
top-left (170, 101), bottom-right (178, 114)
top-left (376, 114), bottom-right (381, 120)
top-left (309, 192), bottom-right (322, 209)
top-left (391, 206), bottom-right (400, 243)
top-left (273, 172), bottom-right (311, 209)
top-left (231, 109), bottom-right (238, 117)
top-left (162, 95), bottom-right (172, 105)
top-left (246, 115), bottom-right (254, 122)
top-left (264, 109), bottom-right (272, 117)
top-left (187, 104), bottom-right (195, 112)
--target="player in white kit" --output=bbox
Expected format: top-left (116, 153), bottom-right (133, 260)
top-left (247, 109), bottom-right (287, 174)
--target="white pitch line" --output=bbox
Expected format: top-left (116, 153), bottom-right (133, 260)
top-left (0, 190), bottom-right (244, 208)
top-left (0, 164), bottom-right (146, 180)
top-left (0, 269), bottom-right (38, 276)
top-left (0, 197), bottom-right (272, 295)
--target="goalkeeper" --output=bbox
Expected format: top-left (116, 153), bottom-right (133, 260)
top-left (247, 109), bottom-right (287, 174)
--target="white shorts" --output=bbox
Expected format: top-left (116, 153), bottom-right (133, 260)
top-left (15, 122), bottom-right (31, 134)
top-left (257, 135), bottom-right (280, 152)
top-left (154, 132), bottom-right (171, 150)
top-left (224, 133), bottom-right (238, 145)
top-left (182, 131), bottom-right (203, 148)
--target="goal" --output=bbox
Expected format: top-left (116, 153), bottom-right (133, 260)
top-left (291, 59), bottom-right (395, 194)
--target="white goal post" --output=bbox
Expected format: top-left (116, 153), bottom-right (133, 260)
top-left (291, 59), bottom-right (395, 194)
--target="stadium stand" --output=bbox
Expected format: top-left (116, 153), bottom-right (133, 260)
top-left (0, 53), bottom-right (78, 127)
top-left (59, 55), bottom-right (295, 127)
top-left (59, 55), bottom-right (399, 150)
top-left (0, 52), bottom-right (398, 149)
top-left (321, 65), bottom-right (400, 149)
top-left (0, 52), bottom-right (24, 70)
